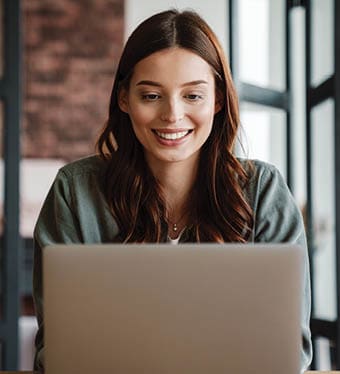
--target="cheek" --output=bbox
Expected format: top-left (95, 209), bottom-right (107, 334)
top-left (192, 102), bottom-right (216, 129)
top-left (128, 107), bottom-right (156, 145)
top-left (128, 104), bottom-right (157, 128)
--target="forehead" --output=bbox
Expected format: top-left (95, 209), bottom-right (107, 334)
top-left (130, 47), bottom-right (215, 85)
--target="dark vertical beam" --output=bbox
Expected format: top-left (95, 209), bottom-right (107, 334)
top-left (304, 0), bottom-right (314, 282)
top-left (1, 0), bottom-right (21, 369)
top-left (229, 0), bottom-right (240, 87)
top-left (292, 0), bottom-right (307, 6)
top-left (334, 0), bottom-right (340, 368)
top-left (305, 0), bottom-right (317, 369)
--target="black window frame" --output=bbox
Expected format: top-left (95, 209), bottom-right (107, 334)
top-left (229, 0), bottom-right (293, 185)
top-left (229, 0), bottom-right (340, 369)
top-left (304, 0), bottom-right (340, 369)
top-left (0, 0), bottom-right (21, 369)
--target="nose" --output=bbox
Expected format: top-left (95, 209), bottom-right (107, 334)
top-left (160, 98), bottom-right (184, 123)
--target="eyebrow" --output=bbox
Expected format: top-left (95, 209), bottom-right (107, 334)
top-left (136, 79), bottom-right (208, 87)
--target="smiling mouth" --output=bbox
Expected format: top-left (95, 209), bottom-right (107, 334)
top-left (153, 129), bottom-right (193, 140)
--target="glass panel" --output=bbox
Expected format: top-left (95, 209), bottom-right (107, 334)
top-left (0, 0), bottom-right (4, 78)
top-left (237, 102), bottom-right (287, 180)
top-left (314, 337), bottom-right (332, 371)
top-left (311, 0), bottom-right (334, 87)
top-left (19, 316), bottom-right (38, 370)
top-left (311, 98), bottom-right (336, 321)
top-left (20, 160), bottom-right (64, 238)
top-left (239, 0), bottom-right (285, 90)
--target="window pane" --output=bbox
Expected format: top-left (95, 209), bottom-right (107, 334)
top-left (311, 98), bottom-right (336, 321)
top-left (0, 101), bottom-right (3, 320)
top-left (314, 337), bottom-right (332, 370)
top-left (239, 0), bottom-right (286, 90)
top-left (19, 316), bottom-right (38, 370)
top-left (0, 0), bottom-right (4, 78)
top-left (311, 0), bottom-right (334, 87)
top-left (237, 102), bottom-right (287, 180)
top-left (20, 159), bottom-right (64, 238)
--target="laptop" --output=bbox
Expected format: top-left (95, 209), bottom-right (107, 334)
top-left (43, 243), bottom-right (302, 374)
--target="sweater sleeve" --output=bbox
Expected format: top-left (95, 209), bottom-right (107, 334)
top-left (252, 163), bottom-right (313, 372)
top-left (33, 170), bottom-right (83, 372)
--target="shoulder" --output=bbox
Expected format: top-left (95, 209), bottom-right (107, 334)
top-left (239, 158), bottom-right (287, 196)
top-left (239, 159), bottom-right (305, 243)
top-left (51, 155), bottom-right (108, 199)
top-left (238, 158), bottom-right (291, 210)
top-left (58, 154), bottom-right (107, 179)
top-left (239, 158), bottom-right (282, 182)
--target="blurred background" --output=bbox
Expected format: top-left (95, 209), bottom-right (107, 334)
top-left (0, 0), bottom-right (339, 370)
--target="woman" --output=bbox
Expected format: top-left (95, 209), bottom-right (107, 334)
top-left (33, 9), bottom-right (312, 371)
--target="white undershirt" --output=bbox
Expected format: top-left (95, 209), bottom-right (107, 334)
top-left (167, 228), bottom-right (185, 245)
top-left (168, 236), bottom-right (180, 245)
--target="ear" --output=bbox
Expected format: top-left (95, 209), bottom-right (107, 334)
top-left (118, 88), bottom-right (129, 113)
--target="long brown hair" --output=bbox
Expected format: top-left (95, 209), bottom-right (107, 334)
top-left (97, 9), bottom-right (253, 242)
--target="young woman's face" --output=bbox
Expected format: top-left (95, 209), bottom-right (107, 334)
top-left (119, 47), bottom-right (220, 169)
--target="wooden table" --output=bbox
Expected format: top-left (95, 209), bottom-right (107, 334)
top-left (1, 368), bottom-right (336, 373)
top-left (3, 371), bottom-right (340, 373)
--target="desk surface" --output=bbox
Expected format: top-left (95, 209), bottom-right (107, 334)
top-left (3, 371), bottom-right (340, 373)
top-left (0, 371), bottom-right (340, 374)
top-left (0, 372), bottom-right (339, 374)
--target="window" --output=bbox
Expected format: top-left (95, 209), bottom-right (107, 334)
top-left (230, 0), bottom-right (290, 181)
top-left (311, 0), bottom-right (334, 87)
top-left (311, 98), bottom-right (336, 321)
top-left (239, 0), bottom-right (286, 90)
top-left (238, 102), bottom-right (287, 179)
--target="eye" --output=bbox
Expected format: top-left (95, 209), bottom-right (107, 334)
top-left (184, 94), bottom-right (204, 101)
top-left (141, 94), bottom-right (161, 101)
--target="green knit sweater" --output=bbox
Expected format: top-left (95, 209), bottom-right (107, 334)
top-left (33, 155), bottom-right (312, 371)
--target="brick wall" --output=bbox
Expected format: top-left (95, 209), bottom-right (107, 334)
top-left (23, 0), bottom-right (124, 161)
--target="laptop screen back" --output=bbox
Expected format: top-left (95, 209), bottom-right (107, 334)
top-left (44, 243), bottom-right (302, 374)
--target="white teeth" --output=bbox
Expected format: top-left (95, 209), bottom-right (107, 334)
top-left (155, 130), bottom-right (189, 140)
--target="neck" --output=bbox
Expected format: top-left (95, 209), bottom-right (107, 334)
top-left (147, 156), bottom-right (199, 231)
top-left (151, 161), bottom-right (197, 209)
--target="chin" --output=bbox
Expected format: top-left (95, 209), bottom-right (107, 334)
top-left (160, 153), bottom-right (196, 164)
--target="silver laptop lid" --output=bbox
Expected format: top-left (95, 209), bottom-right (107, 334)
top-left (44, 243), bottom-right (302, 374)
